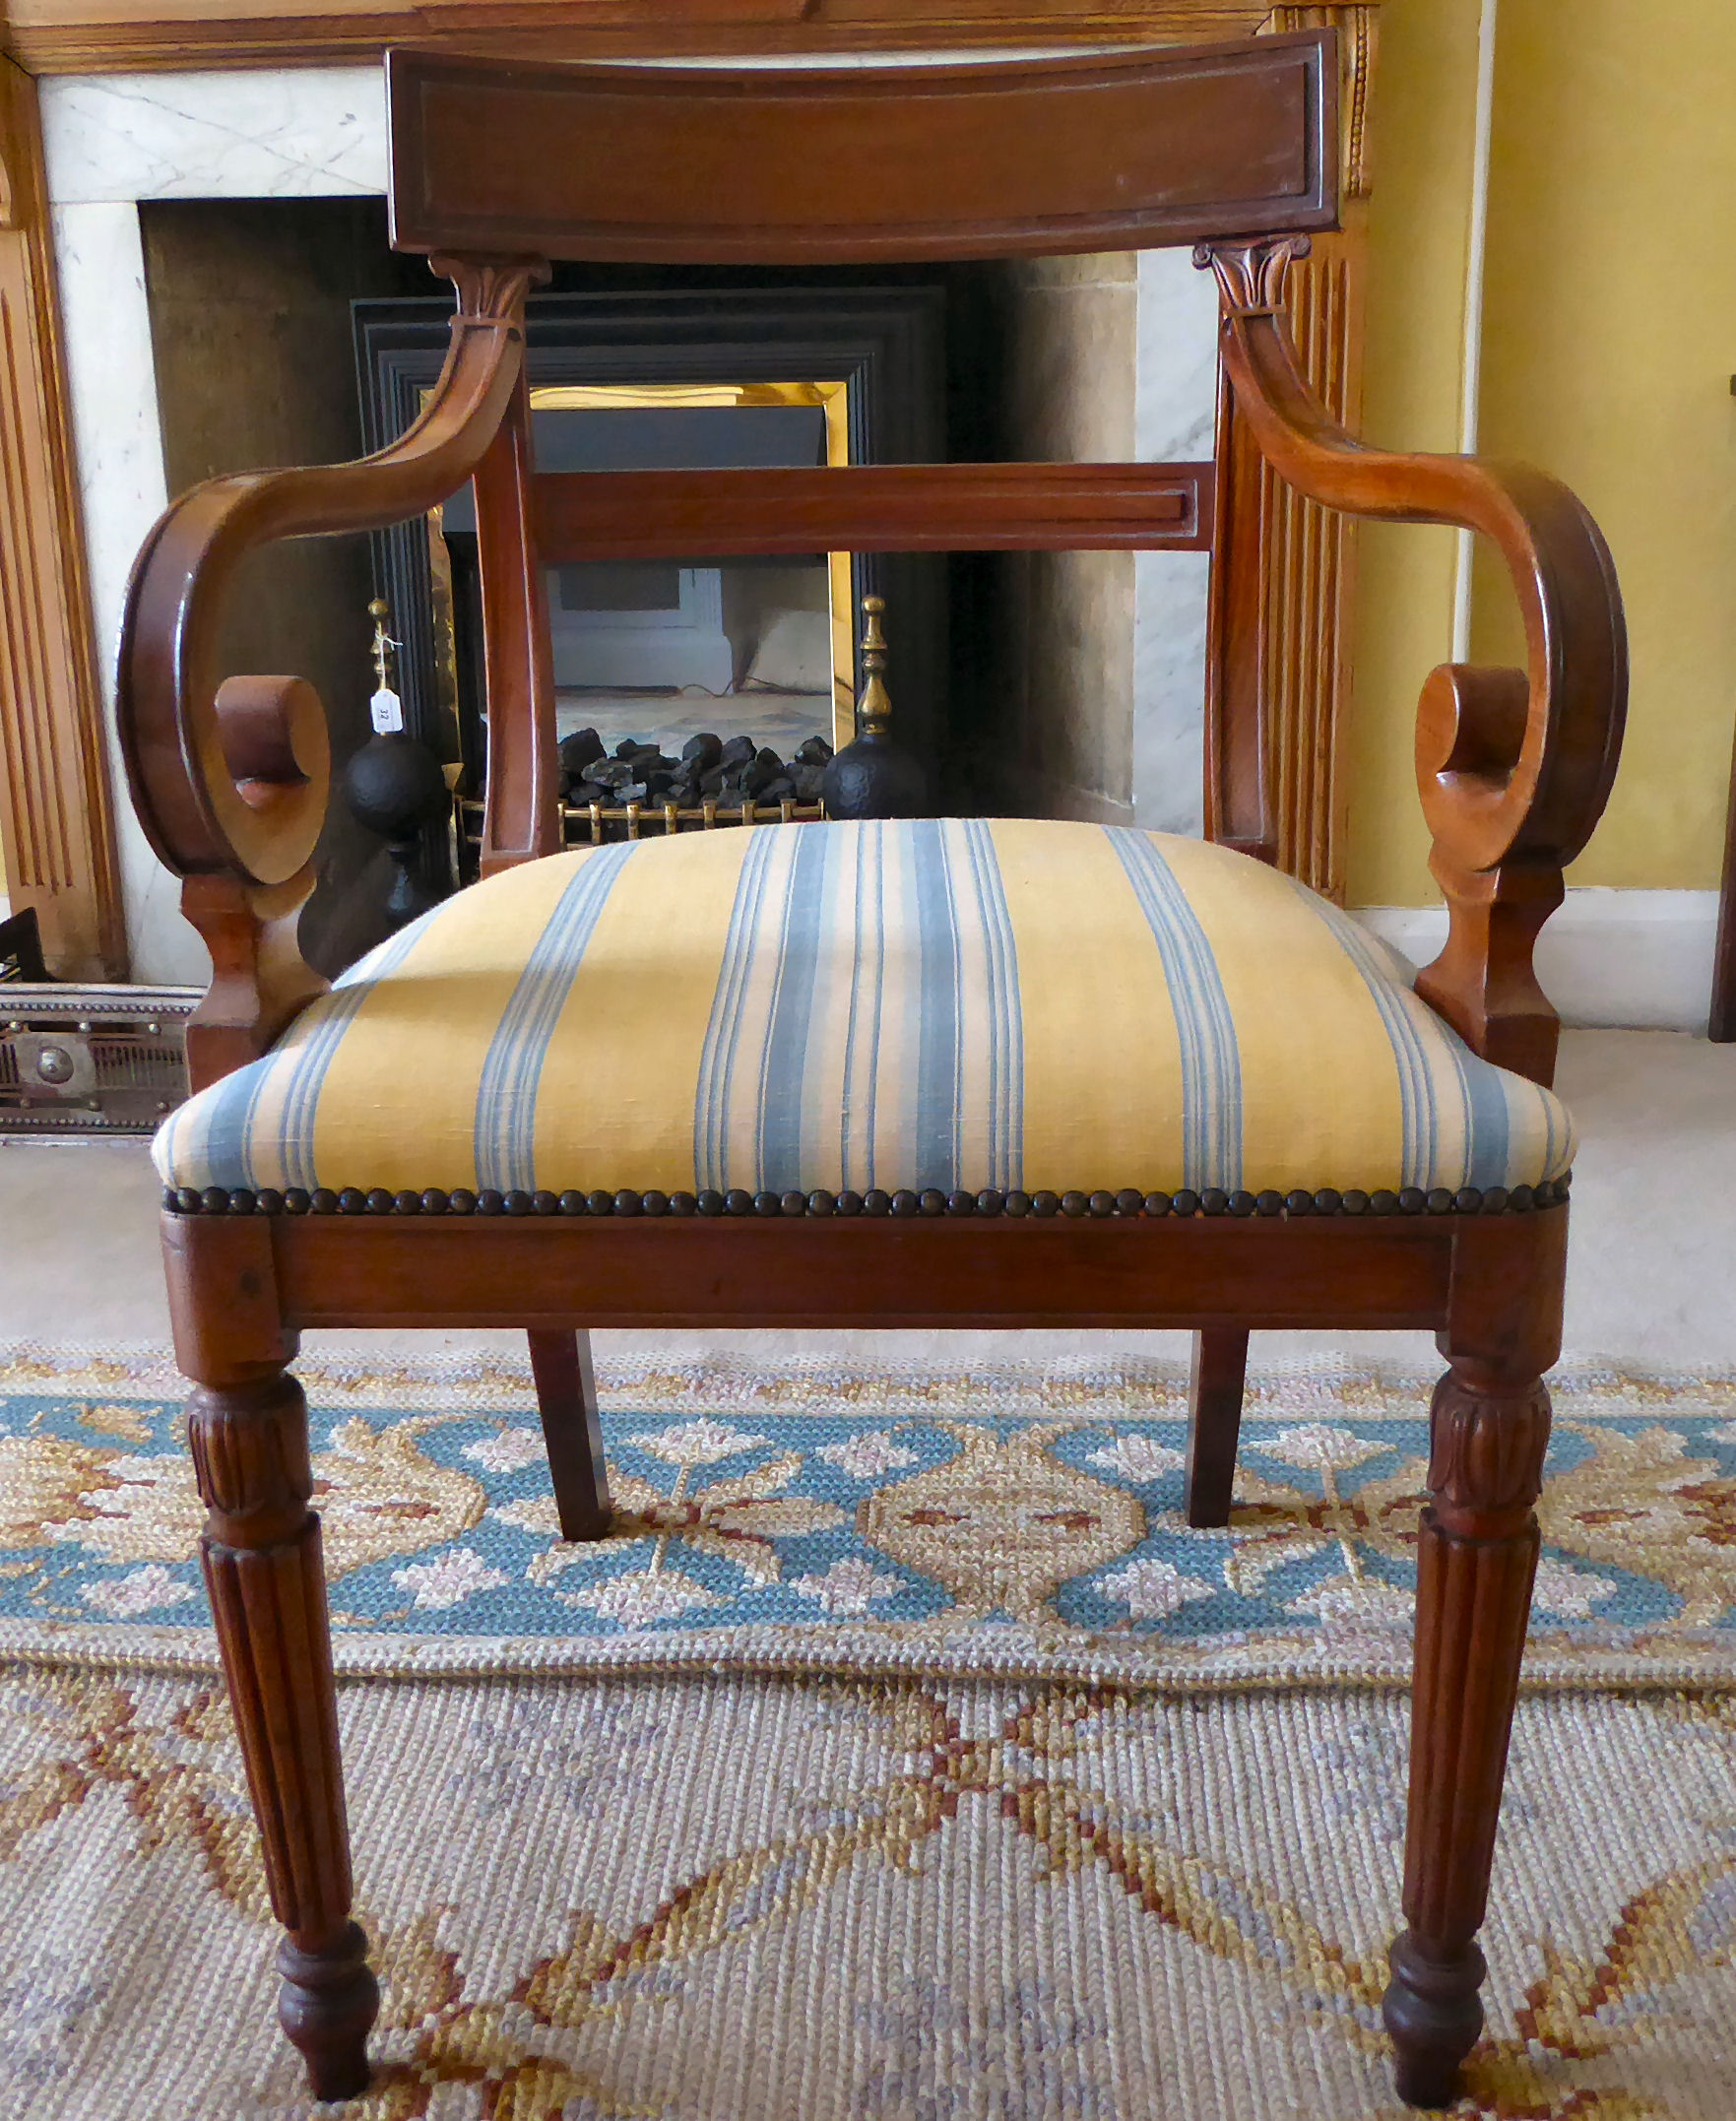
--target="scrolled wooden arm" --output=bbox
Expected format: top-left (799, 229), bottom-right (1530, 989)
top-left (115, 256), bottom-right (546, 1087)
top-left (1196, 235), bottom-right (1629, 1084)
top-left (119, 257), bottom-right (543, 885)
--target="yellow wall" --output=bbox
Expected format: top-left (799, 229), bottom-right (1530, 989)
top-left (1348, 0), bottom-right (1736, 904)
top-left (1345, 0), bottom-right (1482, 906)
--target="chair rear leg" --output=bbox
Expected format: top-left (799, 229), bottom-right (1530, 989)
top-left (528, 1328), bottom-right (611, 1540)
top-left (1186, 1327), bottom-right (1249, 1527)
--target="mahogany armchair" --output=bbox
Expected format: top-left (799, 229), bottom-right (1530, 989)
top-left (118, 34), bottom-right (1626, 2113)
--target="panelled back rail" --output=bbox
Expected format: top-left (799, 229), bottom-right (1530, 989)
top-left (531, 463), bottom-right (1214, 559)
top-left (114, 32), bottom-right (1628, 2119)
top-left (386, 38), bottom-right (1339, 263)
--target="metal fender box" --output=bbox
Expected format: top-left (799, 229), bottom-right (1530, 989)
top-left (1, 983), bottom-right (195, 1134)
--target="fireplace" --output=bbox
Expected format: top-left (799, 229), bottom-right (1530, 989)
top-left (436, 380), bottom-right (856, 855)
top-left (356, 278), bottom-right (948, 888)
top-left (518, 381), bottom-right (854, 738)
top-left (18, 56), bottom-right (1352, 986)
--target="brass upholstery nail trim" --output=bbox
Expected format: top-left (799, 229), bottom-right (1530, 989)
top-left (163, 1178), bottom-right (1572, 1220)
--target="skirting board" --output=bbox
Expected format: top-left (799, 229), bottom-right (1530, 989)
top-left (1356, 889), bottom-right (1720, 1035)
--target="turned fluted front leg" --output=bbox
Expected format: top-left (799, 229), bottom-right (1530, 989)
top-left (165, 1212), bottom-right (378, 2100)
top-left (1382, 1354), bottom-right (1550, 2106)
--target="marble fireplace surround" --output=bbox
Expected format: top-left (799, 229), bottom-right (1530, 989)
top-left (41, 63), bottom-right (1216, 987)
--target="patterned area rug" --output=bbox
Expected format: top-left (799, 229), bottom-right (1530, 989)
top-left (2, 1344), bottom-right (1735, 1689)
top-left (4, 1664), bottom-right (1734, 2119)
top-left (4, 1345), bottom-right (1736, 2118)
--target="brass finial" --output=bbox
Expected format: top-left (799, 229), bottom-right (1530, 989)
top-left (858, 595), bottom-right (892, 738)
top-left (368, 597), bottom-right (398, 692)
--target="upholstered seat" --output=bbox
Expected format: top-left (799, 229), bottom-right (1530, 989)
top-left (156, 817), bottom-right (1573, 1201)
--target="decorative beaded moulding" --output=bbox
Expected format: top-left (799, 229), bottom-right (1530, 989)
top-left (162, 1178), bottom-right (1572, 1221)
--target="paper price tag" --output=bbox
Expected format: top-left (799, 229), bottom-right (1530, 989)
top-left (369, 685), bottom-right (405, 735)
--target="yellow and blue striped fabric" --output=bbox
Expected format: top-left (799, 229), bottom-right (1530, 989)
top-left (153, 819), bottom-right (1574, 1197)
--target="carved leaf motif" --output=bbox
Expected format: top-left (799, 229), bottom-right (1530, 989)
top-left (432, 253), bottom-right (551, 323)
top-left (1427, 1372), bottom-right (1552, 1518)
top-left (187, 1379), bottom-right (314, 1519)
top-left (1192, 232), bottom-right (1312, 315)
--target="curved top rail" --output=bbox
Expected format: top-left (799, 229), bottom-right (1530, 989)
top-left (117, 258), bottom-right (543, 888)
top-left (1198, 237), bottom-right (1626, 878)
top-left (387, 33), bottom-right (1338, 265)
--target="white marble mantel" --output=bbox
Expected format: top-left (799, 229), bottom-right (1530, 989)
top-left (43, 63), bottom-right (1214, 984)
top-left (40, 68), bottom-right (388, 199)
top-left (43, 68), bottom-right (388, 985)
top-left (1132, 245), bottom-right (1216, 838)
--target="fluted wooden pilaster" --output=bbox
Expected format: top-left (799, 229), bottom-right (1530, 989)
top-left (0, 57), bottom-right (125, 975)
top-left (1209, 4), bottom-right (1378, 894)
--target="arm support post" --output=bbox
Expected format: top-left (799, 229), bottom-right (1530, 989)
top-left (116, 256), bottom-right (546, 1088)
top-left (1196, 236), bottom-right (1628, 1086)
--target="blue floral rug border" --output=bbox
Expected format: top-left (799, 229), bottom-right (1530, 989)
top-left (3, 1343), bottom-right (1734, 1691)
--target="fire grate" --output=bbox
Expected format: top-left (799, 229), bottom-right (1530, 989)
top-left (1, 983), bottom-right (197, 1134)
